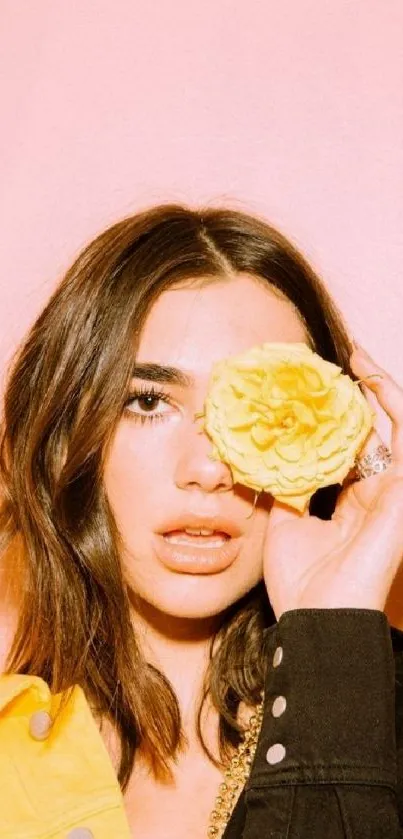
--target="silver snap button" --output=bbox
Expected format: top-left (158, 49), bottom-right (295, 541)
top-left (29, 710), bottom-right (52, 741)
top-left (266, 743), bottom-right (286, 764)
top-left (271, 695), bottom-right (287, 717)
top-left (65, 829), bottom-right (94, 839)
top-left (272, 645), bottom-right (283, 667)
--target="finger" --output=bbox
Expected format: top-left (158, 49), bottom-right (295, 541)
top-left (349, 425), bottom-right (385, 470)
top-left (350, 345), bottom-right (403, 458)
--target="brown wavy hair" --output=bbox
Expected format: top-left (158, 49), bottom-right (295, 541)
top-left (0, 203), bottom-right (356, 790)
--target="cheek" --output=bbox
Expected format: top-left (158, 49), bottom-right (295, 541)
top-left (103, 427), bottom-right (171, 521)
top-left (244, 510), bottom-right (269, 561)
top-left (238, 501), bottom-right (272, 578)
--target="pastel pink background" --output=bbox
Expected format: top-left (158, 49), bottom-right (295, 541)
top-left (1, 2), bottom-right (402, 618)
top-left (1, 3), bottom-right (402, 409)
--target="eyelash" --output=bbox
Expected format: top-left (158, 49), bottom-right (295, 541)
top-left (123, 385), bottom-right (173, 425)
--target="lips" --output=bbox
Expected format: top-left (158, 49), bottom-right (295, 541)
top-left (164, 530), bottom-right (229, 545)
top-left (157, 513), bottom-right (242, 539)
top-left (153, 531), bottom-right (241, 574)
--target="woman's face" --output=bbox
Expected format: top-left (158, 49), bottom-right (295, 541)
top-left (103, 274), bottom-right (309, 621)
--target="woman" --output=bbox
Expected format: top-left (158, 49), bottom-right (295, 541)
top-left (0, 203), bottom-right (403, 839)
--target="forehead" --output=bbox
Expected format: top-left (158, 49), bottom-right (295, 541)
top-left (135, 274), bottom-right (309, 380)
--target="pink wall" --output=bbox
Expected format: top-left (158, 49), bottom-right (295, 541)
top-left (0, 1), bottom-right (403, 621)
top-left (0, 2), bottom-right (402, 435)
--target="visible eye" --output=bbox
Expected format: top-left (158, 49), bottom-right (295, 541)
top-left (123, 385), bottom-right (174, 425)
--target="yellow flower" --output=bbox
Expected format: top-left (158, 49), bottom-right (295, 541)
top-left (196, 342), bottom-right (376, 513)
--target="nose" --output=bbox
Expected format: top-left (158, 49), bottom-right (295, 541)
top-left (174, 416), bottom-right (234, 494)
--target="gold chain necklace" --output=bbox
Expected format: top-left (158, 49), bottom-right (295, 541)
top-left (207, 692), bottom-right (264, 838)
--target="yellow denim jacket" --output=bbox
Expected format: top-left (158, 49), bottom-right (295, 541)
top-left (0, 673), bottom-right (132, 839)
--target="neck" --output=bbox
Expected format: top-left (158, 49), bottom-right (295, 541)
top-left (129, 596), bottom-right (223, 734)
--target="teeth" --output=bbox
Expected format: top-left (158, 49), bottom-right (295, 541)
top-left (164, 531), bottom-right (227, 547)
top-left (184, 528), bottom-right (215, 536)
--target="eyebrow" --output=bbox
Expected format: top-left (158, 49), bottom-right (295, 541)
top-left (131, 363), bottom-right (195, 388)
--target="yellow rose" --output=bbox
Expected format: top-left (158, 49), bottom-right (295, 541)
top-left (196, 342), bottom-right (376, 513)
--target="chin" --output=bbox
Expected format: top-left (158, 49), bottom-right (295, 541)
top-left (129, 572), bottom-right (261, 622)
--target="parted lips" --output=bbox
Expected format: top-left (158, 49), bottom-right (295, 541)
top-left (196, 342), bottom-right (376, 513)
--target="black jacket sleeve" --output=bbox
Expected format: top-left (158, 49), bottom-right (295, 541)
top-left (241, 608), bottom-right (402, 838)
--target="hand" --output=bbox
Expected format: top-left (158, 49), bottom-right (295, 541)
top-left (262, 345), bottom-right (403, 620)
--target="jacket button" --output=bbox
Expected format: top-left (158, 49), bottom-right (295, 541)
top-left (271, 695), bottom-right (287, 717)
top-left (272, 646), bottom-right (283, 667)
top-left (266, 743), bottom-right (286, 764)
top-left (29, 710), bottom-right (52, 741)
top-left (65, 829), bottom-right (94, 838)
